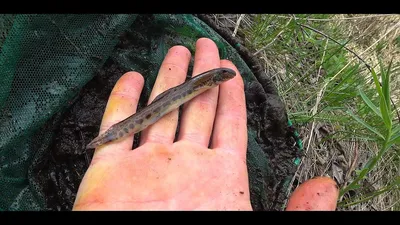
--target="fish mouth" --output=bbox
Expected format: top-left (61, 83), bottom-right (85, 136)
top-left (85, 134), bottom-right (102, 149)
top-left (85, 130), bottom-right (116, 149)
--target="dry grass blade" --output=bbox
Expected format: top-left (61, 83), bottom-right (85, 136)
top-left (232, 14), bottom-right (245, 37)
top-left (304, 38), bottom-right (329, 165)
top-left (275, 14), bottom-right (395, 21)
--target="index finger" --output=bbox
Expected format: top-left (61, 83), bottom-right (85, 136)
top-left (93, 71), bottom-right (145, 155)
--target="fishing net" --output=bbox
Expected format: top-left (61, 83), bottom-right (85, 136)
top-left (0, 14), bottom-right (302, 211)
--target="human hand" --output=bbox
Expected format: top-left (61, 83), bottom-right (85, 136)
top-left (72, 38), bottom-right (339, 211)
top-left (73, 38), bottom-right (252, 210)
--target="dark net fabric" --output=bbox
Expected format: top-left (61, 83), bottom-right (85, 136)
top-left (0, 14), bottom-right (300, 211)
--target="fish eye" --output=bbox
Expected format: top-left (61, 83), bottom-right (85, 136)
top-left (222, 69), bottom-right (235, 78)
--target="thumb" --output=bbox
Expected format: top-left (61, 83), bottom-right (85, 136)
top-left (285, 176), bottom-right (339, 211)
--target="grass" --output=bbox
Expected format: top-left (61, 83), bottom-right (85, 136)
top-left (213, 14), bottom-right (400, 211)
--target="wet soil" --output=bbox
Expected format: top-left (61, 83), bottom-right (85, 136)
top-left (32, 59), bottom-right (131, 210)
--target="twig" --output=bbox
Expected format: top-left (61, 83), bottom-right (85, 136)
top-left (301, 21), bottom-right (400, 123)
top-left (232, 14), bottom-right (245, 37)
top-left (253, 17), bottom-right (293, 56)
top-left (299, 23), bottom-right (372, 71)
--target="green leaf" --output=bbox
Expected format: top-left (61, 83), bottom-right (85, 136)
top-left (349, 184), bottom-right (362, 191)
top-left (379, 58), bottom-right (391, 109)
top-left (341, 183), bottom-right (396, 208)
top-left (393, 125), bottom-right (400, 134)
top-left (380, 96), bottom-right (392, 129)
top-left (384, 58), bottom-right (394, 121)
top-left (375, 58), bottom-right (392, 129)
top-left (395, 35), bottom-right (400, 47)
top-left (346, 110), bottom-right (384, 140)
top-left (356, 167), bottom-right (370, 176)
top-left (358, 88), bottom-right (382, 119)
top-left (395, 176), bottom-right (400, 185)
top-left (389, 132), bottom-right (400, 145)
top-left (370, 67), bottom-right (384, 100)
top-left (354, 169), bottom-right (363, 176)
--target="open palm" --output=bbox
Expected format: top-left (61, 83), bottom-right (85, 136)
top-left (72, 38), bottom-right (252, 210)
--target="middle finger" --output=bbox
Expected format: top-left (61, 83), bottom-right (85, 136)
top-left (177, 38), bottom-right (221, 147)
top-left (139, 46), bottom-right (191, 145)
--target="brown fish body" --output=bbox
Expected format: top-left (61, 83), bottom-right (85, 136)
top-left (86, 67), bottom-right (236, 149)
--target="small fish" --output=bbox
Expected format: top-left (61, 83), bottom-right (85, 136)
top-left (86, 67), bottom-right (236, 149)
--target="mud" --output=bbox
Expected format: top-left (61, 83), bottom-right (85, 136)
top-left (32, 60), bottom-right (131, 210)
top-left (244, 81), bottom-right (300, 210)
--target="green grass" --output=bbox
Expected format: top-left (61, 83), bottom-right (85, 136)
top-left (235, 14), bottom-right (400, 210)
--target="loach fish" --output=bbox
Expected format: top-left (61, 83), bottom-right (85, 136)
top-left (85, 67), bottom-right (236, 149)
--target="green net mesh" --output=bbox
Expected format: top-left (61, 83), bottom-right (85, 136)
top-left (0, 14), bottom-right (301, 211)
